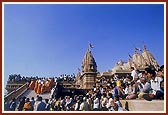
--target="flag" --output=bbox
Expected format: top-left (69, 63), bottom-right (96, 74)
top-left (89, 43), bottom-right (94, 48)
top-left (135, 47), bottom-right (142, 51)
top-left (128, 54), bottom-right (132, 58)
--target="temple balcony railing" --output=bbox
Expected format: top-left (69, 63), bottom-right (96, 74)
top-left (4, 82), bottom-right (29, 102)
top-left (6, 80), bottom-right (27, 84)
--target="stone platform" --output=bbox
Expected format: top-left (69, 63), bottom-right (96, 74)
top-left (120, 99), bottom-right (165, 111)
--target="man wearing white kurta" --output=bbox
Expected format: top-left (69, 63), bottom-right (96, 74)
top-left (131, 67), bottom-right (138, 81)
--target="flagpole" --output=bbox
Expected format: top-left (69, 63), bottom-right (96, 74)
top-left (88, 41), bottom-right (91, 51)
top-left (88, 43), bottom-right (90, 51)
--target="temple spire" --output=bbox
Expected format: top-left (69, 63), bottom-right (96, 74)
top-left (80, 44), bottom-right (97, 89)
top-left (82, 46), bottom-right (97, 73)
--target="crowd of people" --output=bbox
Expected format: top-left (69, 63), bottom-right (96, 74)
top-left (7, 74), bottom-right (30, 83)
top-left (29, 78), bottom-right (55, 94)
top-left (7, 65), bottom-right (164, 111)
top-left (28, 73), bottom-right (76, 95)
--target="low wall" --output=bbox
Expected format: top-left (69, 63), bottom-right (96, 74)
top-left (120, 100), bottom-right (164, 111)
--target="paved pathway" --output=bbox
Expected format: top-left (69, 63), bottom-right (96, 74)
top-left (21, 89), bottom-right (50, 100)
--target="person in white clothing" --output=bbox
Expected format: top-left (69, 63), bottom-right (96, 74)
top-left (93, 95), bottom-right (100, 111)
top-left (79, 97), bottom-right (89, 111)
top-left (50, 87), bottom-right (55, 99)
top-left (101, 93), bottom-right (108, 110)
top-left (130, 67), bottom-right (138, 81)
